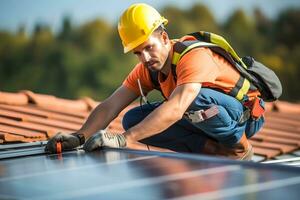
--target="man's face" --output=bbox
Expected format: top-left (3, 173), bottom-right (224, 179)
top-left (133, 32), bottom-right (169, 72)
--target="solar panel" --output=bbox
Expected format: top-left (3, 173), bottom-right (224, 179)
top-left (0, 147), bottom-right (300, 200)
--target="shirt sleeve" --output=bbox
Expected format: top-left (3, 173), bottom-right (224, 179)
top-left (176, 47), bottom-right (219, 86)
top-left (122, 63), bottom-right (154, 95)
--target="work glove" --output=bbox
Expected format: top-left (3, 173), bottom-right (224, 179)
top-left (83, 130), bottom-right (126, 152)
top-left (45, 132), bottom-right (85, 154)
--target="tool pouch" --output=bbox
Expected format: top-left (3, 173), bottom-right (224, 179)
top-left (243, 97), bottom-right (265, 120)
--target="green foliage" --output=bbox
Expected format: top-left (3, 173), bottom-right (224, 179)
top-left (0, 4), bottom-right (299, 102)
top-left (275, 9), bottom-right (300, 49)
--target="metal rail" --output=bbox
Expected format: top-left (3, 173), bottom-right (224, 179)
top-left (262, 157), bottom-right (300, 167)
top-left (0, 141), bottom-right (48, 159)
top-left (0, 141), bottom-right (47, 150)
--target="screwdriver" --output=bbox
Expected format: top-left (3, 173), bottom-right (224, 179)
top-left (56, 142), bottom-right (62, 154)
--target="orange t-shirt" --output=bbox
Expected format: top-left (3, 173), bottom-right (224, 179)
top-left (123, 38), bottom-right (258, 100)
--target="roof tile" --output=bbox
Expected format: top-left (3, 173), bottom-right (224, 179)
top-left (0, 91), bottom-right (28, 105)
top-left (251, 146), bottom-right (281, 159)
top-left (251, 134), bottom-right (300, 146)
top-left (250, 140), bottom-right (298, 153)
top-left (0, 104), bottom-right (85, 124)
top-left (260, 126), bottom-right (300, 137)
top-left (0, 116), bottom-right (70, 137)
top-left (265, 101), bottom-right (300, 113)
top-left (0, 108), bottom-right (81, 130)
top-left (21, 90), bottom-right (90, 112)
top-left (0, 131), bottom-right (37, 143)
top-left (0, 124), bottom-right (46, 139)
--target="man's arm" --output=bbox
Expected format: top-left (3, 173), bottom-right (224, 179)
top-left (124, 83), bottom-right (202, 148)
top-left (77, 85), bottom-right (138, 139)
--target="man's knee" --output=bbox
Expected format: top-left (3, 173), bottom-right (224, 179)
top-left (122, 107), bottom-right (141, 130)
top-left (122, 102), bottom-right (161, 130)
top-left (122, 104), bottom-right (157, 130)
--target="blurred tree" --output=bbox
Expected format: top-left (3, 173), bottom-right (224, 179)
top-left (58, 15), bottom-right (73, 42)
top-left (28, 23), bottom-right (54, 63)
top-left (254, 8), bottom-right (273, 37)
top-left (161, 6), bottom-right (195, 38)
top-left (253, 8), bottom-right (274, 52)
top-left (223, 9), bottom-right (258, 55)
top-left (186, 4), bottom-right (219, 33)
top-left (275, 9), bottom-right (300, 49)
top-left (73, 19), bottom-right (112, 52)
top-left (0, 31), bottom-right (14, 88)
top-left (0, 28), bottom-right (30, 92)
top-left (273, 8), bottom-right (300, 101)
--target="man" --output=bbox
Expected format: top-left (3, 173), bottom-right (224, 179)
top-left (45, 3), bottom-right (265, 160)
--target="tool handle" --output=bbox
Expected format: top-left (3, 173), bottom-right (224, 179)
top-left (56, 142), bottom-right (62, 154)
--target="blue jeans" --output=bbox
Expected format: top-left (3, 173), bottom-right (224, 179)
top-left (122, 88), bottom-right (265, 153)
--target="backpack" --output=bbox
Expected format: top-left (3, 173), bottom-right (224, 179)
top-left (149, 31), bottom-right (282, 102)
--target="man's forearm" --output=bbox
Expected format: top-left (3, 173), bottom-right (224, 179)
top-left (78, 86), bottom-right (138, 139)
top-left (78, 102), bottom-right (117, 138)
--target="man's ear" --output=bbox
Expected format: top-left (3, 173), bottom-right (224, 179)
top-left (161, 31), bottom-right (169, 45)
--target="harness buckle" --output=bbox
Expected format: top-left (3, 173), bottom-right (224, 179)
top-left (185, 105), bottom-right (219, 123)
top-left (186, 110), bottom-right (205, 123)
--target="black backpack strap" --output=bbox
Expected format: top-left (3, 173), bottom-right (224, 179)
top-left (171, 64), bottom-right (177, 83)
top-left (188, 31), bottom-right (211, 42)
top-left (148, 69), bottom-right (168, 99)
top-left (148, 70), bottom-right (160, 90)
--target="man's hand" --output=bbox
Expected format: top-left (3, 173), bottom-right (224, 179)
top-left (83, 130), bottom-right (126, 152)
top-left (45, 132), bottom-right (85, 153)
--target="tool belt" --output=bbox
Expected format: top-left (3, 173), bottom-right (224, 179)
top-left (239, 97), bottom-right (265, 124)
top-left (184, 105), bottom-right (219, 123)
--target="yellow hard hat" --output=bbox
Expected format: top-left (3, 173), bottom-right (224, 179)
top-left (118, 3), bottom-right (168, 53)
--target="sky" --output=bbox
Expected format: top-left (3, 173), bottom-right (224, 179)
top-left (0, 0), bottom-right (299, 34)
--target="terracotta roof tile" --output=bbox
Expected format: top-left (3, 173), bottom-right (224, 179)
top-left (0, 91), bottom-right (28, 105)
top-left (0, 108), bottom-right (81, 131)
top-left (0, 131), bottom-right (37, 143)
top-left (82, 97), bottom-right (99, 110)
top-left (251, 134), bottom-right (300, 146)
top-left (250, 140), bottom-right (298, 153)
top-left (251, 146), bottom-right (281, 159)
top-left (265, 110), bottom-right (300, 121)
top-left (0, 104), bottom-right (85, 124)
top-left (265, 101), bottom-right (300, 113)
top-left (0, 117), bottom-right (61, 137)
top-left (0, 124), bottom-right (46, 139)
top-left (21, 90), bottom-right (91, 112)
top-left (263, 122), bottom-right (299, 133)
top-left (0, 90), bottom-right (299, 161)
top-left (259, 130), bottom-right (300, 141)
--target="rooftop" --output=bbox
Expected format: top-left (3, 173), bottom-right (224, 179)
top-left (0, 90), bottom-right (300, 163)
